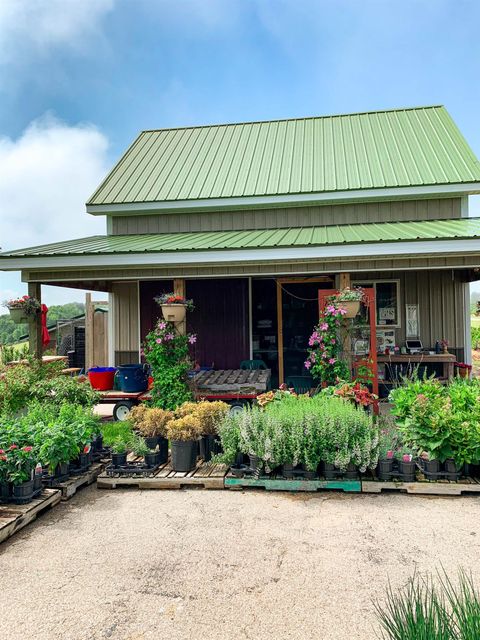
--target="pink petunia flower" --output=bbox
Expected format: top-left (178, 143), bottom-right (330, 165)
top-left (156, 338), bottom-right (162, 344)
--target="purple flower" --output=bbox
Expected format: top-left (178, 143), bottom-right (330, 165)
top-left (165, 333), bottom-right (175, 340)
top-left (338, 307), bottom-right (347, 316)
top-left (331, 338), bottom-right (336, 344)
top-left (156, 338), bottom-right (162, 344)
top-left (304, 360), bottom-right (311, 369)
top-left (319, 322), bottom-right (328, 331)
top-left (328, 358), bottom-right (336, 365)
top-left (158, 321), bottom-right (167, 330)
top-left (188, 334), bottom-right (197, 344)
top-left (326, 305), bottom-right (336, 314)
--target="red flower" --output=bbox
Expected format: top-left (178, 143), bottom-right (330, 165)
top-left (0, 456), bottom-right (6, 462)
top-left (0, 449), bottom-right (4, 454)
top-left (9, 444), bottom-right (18, 450)
top-left (22, 446), bottom-right (33, 452)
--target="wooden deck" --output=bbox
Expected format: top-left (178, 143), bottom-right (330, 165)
top-left (0, 489), bottom-right (61, 545)
top-left (97, 457), bottom-right (228, 490)
top-left (56, 462), bottom-right (107, 500)
top-left (362, 477), bottom-right (480, 495)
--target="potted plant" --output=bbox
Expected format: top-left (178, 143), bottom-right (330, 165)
top-left (166, 414), bottom-right (201, 472)
top-left (192, 401), bottom-right (229, 462)
top-left (4, 295), bottom-right (41, 324)
top-left (111, 438), bottom-right (128, 467)
top-left (334, 287), bottom-right (364, 318)
top-left (7, 445), bottom-right (36, 503)
top-left (129, 405), bottom-right (171, 463)
top-left (154, 293), bottom-right (194, 324)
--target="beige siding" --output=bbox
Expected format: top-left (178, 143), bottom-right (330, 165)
top-left (111, 198), bottom-right (462, 235)
top-left (354, 271), bottom-right (467, 357)
top-left (112, 281), bottom-right (139, 364)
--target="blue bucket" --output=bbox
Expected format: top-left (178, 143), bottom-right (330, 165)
top-left (115, 364), bottom-right (148, 393)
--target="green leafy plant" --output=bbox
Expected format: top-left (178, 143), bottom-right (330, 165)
top-left (129, 434), bottom-right (149, 457)
top-left (305, 304), bottom-right (350, 385)
top-left (2, 445), bottom-right (37, 485)
top-left (111, 437), bottom-right (128, 454)
top-left (143, 317), bottom-right (196, 410)
top-left (4, 295), bottom-right (41, 316)
top-left (334, 286), bottom-right (364, 302)
top-left (213, 411), bottom-right (242, 466)
top-left (100, 420), bottom-right (133, 447)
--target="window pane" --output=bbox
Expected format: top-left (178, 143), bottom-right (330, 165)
top-left (376, 282), bottom-right (398, 326)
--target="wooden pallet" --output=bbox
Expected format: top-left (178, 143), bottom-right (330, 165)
top-left (97, 457), bottom-right (228, 490)
top-left (224, 475), bottom-right (361, 492)
top-left (0, 489), bottom-right (61, 545)
top-left (56, 462), bottom-right (107, 500)
top-left (362, 477), bottom-right (480, 496)
top-left (193, 368), bottom-right (271, 394)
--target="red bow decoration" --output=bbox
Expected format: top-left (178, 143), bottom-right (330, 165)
top-left (41, 304), bottom-right (50, 347)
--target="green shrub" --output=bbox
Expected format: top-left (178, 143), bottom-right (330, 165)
top-left (390, 377), bottom-right (480, 465)
top-left (215, 394), bottom-right (379, 472)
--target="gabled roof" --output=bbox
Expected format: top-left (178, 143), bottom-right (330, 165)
top-left (87, 106), bottom-right (480, 212)
top-left (3, 218), bottom-right (480, 268)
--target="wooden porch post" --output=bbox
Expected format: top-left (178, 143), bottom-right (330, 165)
top-left (339, 272), bottom-right (351, 290)
top-left (173, 278), bottom-right (186, 335)
top-left (28, 282), bottom-right (42, 360)
top-left (85, 293), bottom-right (94, 371)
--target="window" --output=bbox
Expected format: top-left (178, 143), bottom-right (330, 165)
top-left (354, 280), bottom-right (400, 327)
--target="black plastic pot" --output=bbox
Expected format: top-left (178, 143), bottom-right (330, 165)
top-left (171, 440), bottom-right (198, 472)
top-left (144, 436), bottom-right (161, 450)
top-left (33, 473), bottom-right (43, 493)
top-left (281, 463), bottom-right (295, 479)
top-left (378, 459), bottom-right (394, 480)
top-left (248, 454), bottom-right (263, 477)
top-left (444, 458), bottom-right (462, 481)
top-left (398, 460), bottom-right (416, 482)
top-left (230, 464), bottom-right (248, 478)
top-left (111, 452), bottom-right (128, 467)
top-left (144, 451), bottom-right (162, 468)
top-left (55, 462), bottom-right (70, 478)
top-left (345, 463), bottom-right (358, 480)
top-left (322, 462), bottom-right (336, 480)
top-left (0, 481), bottom-right (12, 502)
top-left (12, 479), bottom-right (34, 504)
top-left (303, 469), bottom-right (317, 480)
top-left (199, 435), bottom-right (222, 462)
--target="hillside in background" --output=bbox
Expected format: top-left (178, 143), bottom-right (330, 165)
top-left (0, 302), bottom-right (85, 345)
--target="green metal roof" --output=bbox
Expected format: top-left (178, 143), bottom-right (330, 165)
top-left (3, 218), bottom-right (480, 260)
top-left (87, 106), bottom-right (480, 208)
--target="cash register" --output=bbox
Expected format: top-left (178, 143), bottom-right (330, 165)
top-left (405, 339), bottom-right (423, 354)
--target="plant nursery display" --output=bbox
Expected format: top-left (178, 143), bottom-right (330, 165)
top-left (0, 401), bottom-right (102, 503)
top-left (305, 304), bottom-right (351, 385)
top-left (128, 405), bottom-right (171, 462)
top-left (214, 392), bottom-right (379, 478)
top-left (143, 313), bottom-right (197, 411)
top-left (390, 376), bottom-right (480, 472)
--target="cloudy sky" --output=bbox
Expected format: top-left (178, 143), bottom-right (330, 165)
top-left (1, 0), bottom-right (480, 305)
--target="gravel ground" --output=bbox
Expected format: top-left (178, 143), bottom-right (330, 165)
top-left (1, 488), bottom-right (480, 640)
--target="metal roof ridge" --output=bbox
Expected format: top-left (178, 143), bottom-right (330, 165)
top-left (137, 105), bottom-right (446, 135)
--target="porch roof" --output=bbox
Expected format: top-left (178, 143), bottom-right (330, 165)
top-left (86, 106), bottom-right (480, 213)
top-left (2, 218), bottom-right (480, 269)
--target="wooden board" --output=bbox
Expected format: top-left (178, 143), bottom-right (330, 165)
top-left (362, 478), bottom-right (480, 496)
top-left (0, 489), bottom-right (61, 545)
top-left (224, 476), bottom-right (361, 493)
top-left (56, 462), bottom-right (106, 500)
top-left (193, 369), bottom-right (271, 394)
top-left (97, 457), bottom-right (228, 490)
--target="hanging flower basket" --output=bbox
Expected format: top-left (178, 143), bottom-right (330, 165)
top-left (339, 300), bottom-right (360, 318)
top-left (5, 295), bottom-right (41, 324)
top-left (154, 293), bottom-right (194, 324)
top-left (161, 303), bottom-right (187, 324)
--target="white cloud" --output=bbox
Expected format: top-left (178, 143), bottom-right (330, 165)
top-left (0, 0), bottom-right (114, 61)
top-left (0, 114), bottom-right (110, 305)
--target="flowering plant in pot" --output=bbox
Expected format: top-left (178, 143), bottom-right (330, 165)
top-left (5, 445), bottom-right (37, 501)
top-left (332, 287), bottom-right (364, 318)
top-left (154, 293), bottom-right (194, 324)
top-left (166, 413), bottom-right (202, 472)
top-left (305, 305), bottom-right (350, 385)
top-left (144, 319), bottom-right (196, 411)
top-left (4, 295), bottom-right (41, 324)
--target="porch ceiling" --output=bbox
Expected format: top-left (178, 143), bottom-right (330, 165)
top-left (3, 217), bottom-right (480, 261)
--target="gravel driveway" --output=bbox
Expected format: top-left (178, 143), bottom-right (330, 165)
top-left (1, 487), bottom-right (480, 640)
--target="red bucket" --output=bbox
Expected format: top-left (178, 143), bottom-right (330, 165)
top-left (88, 367), bottom-right (116, 391)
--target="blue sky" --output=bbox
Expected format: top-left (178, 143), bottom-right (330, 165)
top-left (1, 0), bottom-right (480, 305)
